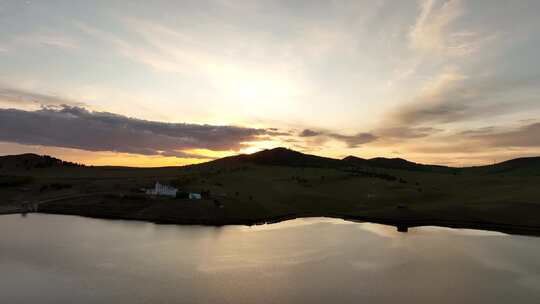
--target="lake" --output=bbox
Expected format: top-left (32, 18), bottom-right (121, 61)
top-left (1, 214), bottom-right (540, 304)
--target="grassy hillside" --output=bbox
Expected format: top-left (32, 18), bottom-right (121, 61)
top-left (214, 147), bottom-right (342, 168)
top-left (1, 148), bottom-right (540, 234)
top-left (0, 153), bottom-right (83, 171)
top-left (465, 157), bottom-right (540, 176)
top-left (342, 155), bottom-right (457, 174)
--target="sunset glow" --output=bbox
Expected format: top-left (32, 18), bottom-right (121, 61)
top-left (1, 0), bottom-right (540, 166)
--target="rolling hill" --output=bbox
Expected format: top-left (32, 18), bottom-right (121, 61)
top-left (209, 147), bottom-right (538, 175)
top-left (0, 153), bottom-right (82, 172)
top-left (468, 157), bottom-right (540, 175)
top-left (214, 147), bottom-right (342, 168)
top-left (1, 147), bottom-right (540, 235)
top-left (1, 147), bottom-right (539, 176)
top-left (342, 155), bottom-right (457, 173)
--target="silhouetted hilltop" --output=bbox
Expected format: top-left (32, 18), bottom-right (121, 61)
top-left (1, 148), bottom-right (539, 175)
top-left (341, 155), bottom-right (370, 166)
top-left (469, 157), bottom-right (540, 175)
top-left (496, 157), bottom-right (540, 169)
top-left (215, 147), bottom-right (539, 175)
top-left (215, 148), bottom-right (456, 172)
top-left (217, 147), bottom-right (341, 168)
top-left (0, 153), bottom-right (83, 171)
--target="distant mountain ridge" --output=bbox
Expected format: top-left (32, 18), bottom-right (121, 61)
top-left (214, 147), bottom-right (341, 168)
top-left (215, 147), bottom-right (454, 172)
top-left (214, 147), bottom-right (540, 175)
top-left (467, 156), bottom-right (540, 175)
top-left (2, 148), bottom-right (539, 175)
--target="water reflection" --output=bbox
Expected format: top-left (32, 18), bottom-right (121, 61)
top-left (0, 214), bottom-right (539, 304)
top-left (397, 224), bottom-right (408, 233)
top-left (357, 222), bottom-right (404, 238)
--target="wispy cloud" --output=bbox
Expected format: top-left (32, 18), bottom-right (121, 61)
top-left (401, 120), bottom-right (540, 164)
top-left (2, 31), bottom-right (81, 52)
top-left (466, 122), bottom-right (540, 148)
top-left (376, 126), bottom-right (442, 140)
top-left (298, 129), bottom-right (377, 148)
top-left (385, 68), bottom-right (540, 128)
top-left (0, 86), bottom-right (86, 108)
top-left (328, 132), bottom-right (378, 148)
top-left (409, 0), bottom-right (495, 56)
top-left (390, 68), bottom-right (470, 125)
top-left (19, 33), bottom-right (80, 49)
top-left (76, 20), bottom-right (304, 106)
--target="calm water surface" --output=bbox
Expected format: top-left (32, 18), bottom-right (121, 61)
top-left (1, 214), bottom-right (540, 304)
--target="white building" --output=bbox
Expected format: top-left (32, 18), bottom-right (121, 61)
top-left (146, 182), bottom-right (178, 197)
top-left (189, 193), bottom-right (202, 200)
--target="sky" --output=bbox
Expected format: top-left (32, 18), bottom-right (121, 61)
top-left (1, 0), bottom-right (540, 167)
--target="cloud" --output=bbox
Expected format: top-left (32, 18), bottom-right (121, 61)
top-left (466, 122), bottom-right (540, 148)
top-left (458, 126), bottom-right (496, 136)
top-left (409, 0), bottom-right (494, 56)
top-left (402, 121), bottom-right (540, 156)
top-left (327, 132), bottom-right (378, 148)
top-left (386, 69), bottom-right (540, 128)
top-left (0, 106), bottom-right (281, 159)
top-left (377, 126), bottom-right (441, 139)
top-left (297, 128), bottom-right (377, 148)
top-left (17, 33), bottom-right (80, 50)
top-left (0, 31), bottom-right (80, 54)
top-left (76, 20), bottom-right (305, 110)
top-left (0, 86), bottom-right (86, 108)
top-left (299, 129), bottom-right (320, 137)
top-left (159, 150), bottom-right (218, 160)
top-left (390, 69), bottom-right (469, 124)
top-left (410, 0), bottom-right (462, 52)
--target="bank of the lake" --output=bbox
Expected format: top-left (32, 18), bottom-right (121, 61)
top-left (6, 198), bottom-right (540, 237)
top-left (3, 150), bottom-right (540, 237)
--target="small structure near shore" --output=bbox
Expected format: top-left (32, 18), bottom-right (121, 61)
top-left (396, 224), bottom-right (409, 233)
top-left (145, 181), bottom-right (203, 200)
top-left (176, 191), bottom-right (202, 200)
top-left (189, 193), bottom-right (202, 200)
top-left (146, 182), bottom-right (178, 197)
top-left (21, 201), bottom-right (38, 213)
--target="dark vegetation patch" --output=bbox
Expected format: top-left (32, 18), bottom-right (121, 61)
top-left (39, 195), bottom-right (149, 219)
top-left (39, 183), bottom-right (73, 192)
top-left (0, 175), bottom-right (34, 187)
top-left (343, 155), bottom-right (458, 174)
top-left (342, 168), bottom-right (399, 182)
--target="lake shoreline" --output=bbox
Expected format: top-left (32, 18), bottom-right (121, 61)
top-left (3, 151), bottom-right (540, 239)
top-left (3, 208), bottom-right (540, 237)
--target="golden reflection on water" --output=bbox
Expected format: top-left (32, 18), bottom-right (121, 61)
top-left (414, 226), bottom-right (508, 237)
top-left (237, 217), bottom-right (351, 232)
top-left (357, 222), bottom-right (404, 238)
